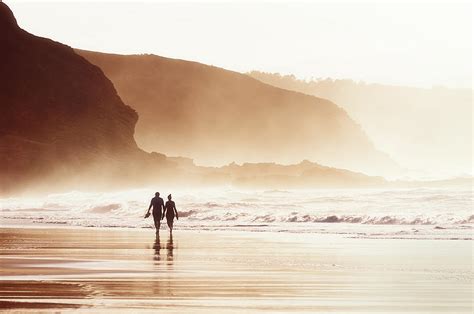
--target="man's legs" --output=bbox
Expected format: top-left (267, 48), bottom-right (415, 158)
top-left (154, 216), bottom-right (161, 233)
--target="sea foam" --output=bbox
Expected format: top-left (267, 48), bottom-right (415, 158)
top-left (1, 187), bottom-right (472, 239)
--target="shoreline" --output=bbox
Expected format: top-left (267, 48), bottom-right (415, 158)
top-left (1, 220), bottom-right (472, 242)
top-left (1, 226), bottom-right (472, 313)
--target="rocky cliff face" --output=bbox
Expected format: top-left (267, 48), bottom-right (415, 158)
top-left (0, 3), bottom-right (396, 194)
top-left (0, 3), bottom-right (152, 193)
top-left (78, 50), bottom-right (398, 175)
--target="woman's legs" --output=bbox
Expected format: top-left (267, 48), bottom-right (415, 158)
top-left (167, 218), bottom-right (173, 233)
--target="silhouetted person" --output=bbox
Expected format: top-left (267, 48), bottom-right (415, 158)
top-left (163, 194), bottom-right (178, 235)
top-left (145, 192), bottom-right (165, 234)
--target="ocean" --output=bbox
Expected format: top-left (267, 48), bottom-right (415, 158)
top-left (1, 188), bottom-right (472, 240)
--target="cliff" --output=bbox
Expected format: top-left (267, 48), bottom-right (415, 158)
top-left (0, 3), bottom-right (396, 194)
top-left (77, 50), bottom-right (398, 175)
top-left (0, 3), bottom-right (168, 193)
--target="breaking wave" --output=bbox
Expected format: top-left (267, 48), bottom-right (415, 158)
top-left (1, 187), bottom-right (472, 239)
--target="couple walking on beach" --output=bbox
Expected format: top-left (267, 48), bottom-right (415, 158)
top-left (145, 192), bottom-right (179, 235)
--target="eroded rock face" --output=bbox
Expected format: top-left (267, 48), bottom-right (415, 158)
top-left (0, 3), bottom-right (144, 193)
top-left (78, 50), bottom-right (398, 175)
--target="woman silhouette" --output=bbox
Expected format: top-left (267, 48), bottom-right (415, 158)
top-left (163, 194), bottom-right (179, 234)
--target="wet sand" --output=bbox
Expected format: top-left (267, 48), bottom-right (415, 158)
top-left (0, 227), bottom-right (472, 313)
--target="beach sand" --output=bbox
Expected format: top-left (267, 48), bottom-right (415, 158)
top-left (0, 226), bottom-right (472, 313)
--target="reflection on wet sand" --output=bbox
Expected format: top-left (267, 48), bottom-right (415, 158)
top-left (152, 234), bottom-right (175, 263)
top-left (1, 228), bottom-right (471, 313)
top-left (166, 235), bottom-right (174, 262)
top-left (153, 234), bottom-right (161, 262)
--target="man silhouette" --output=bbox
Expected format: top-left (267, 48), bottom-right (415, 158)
top-left (145, 192), bottom-right (165, 234)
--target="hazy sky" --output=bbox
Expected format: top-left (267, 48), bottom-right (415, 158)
top-left (6, 0), bottom-right (473, 88)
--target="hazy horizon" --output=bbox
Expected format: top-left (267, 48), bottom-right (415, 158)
top-left (6, 0), bottom-right (472, 89)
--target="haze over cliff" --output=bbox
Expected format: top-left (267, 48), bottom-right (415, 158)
top-left (249, 72), bottom-right (473, 177)
top-left (77, 50), bottom-right (398, 176)
top-left (3, 2), bottom-right (463, 196)
top-left (0, 3), bottom-right (393, 194)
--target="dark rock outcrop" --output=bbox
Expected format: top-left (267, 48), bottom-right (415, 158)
top-left (221, 160), bottom-right (386, 188)
top-left (0, 3), bottom-right (166, 193)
